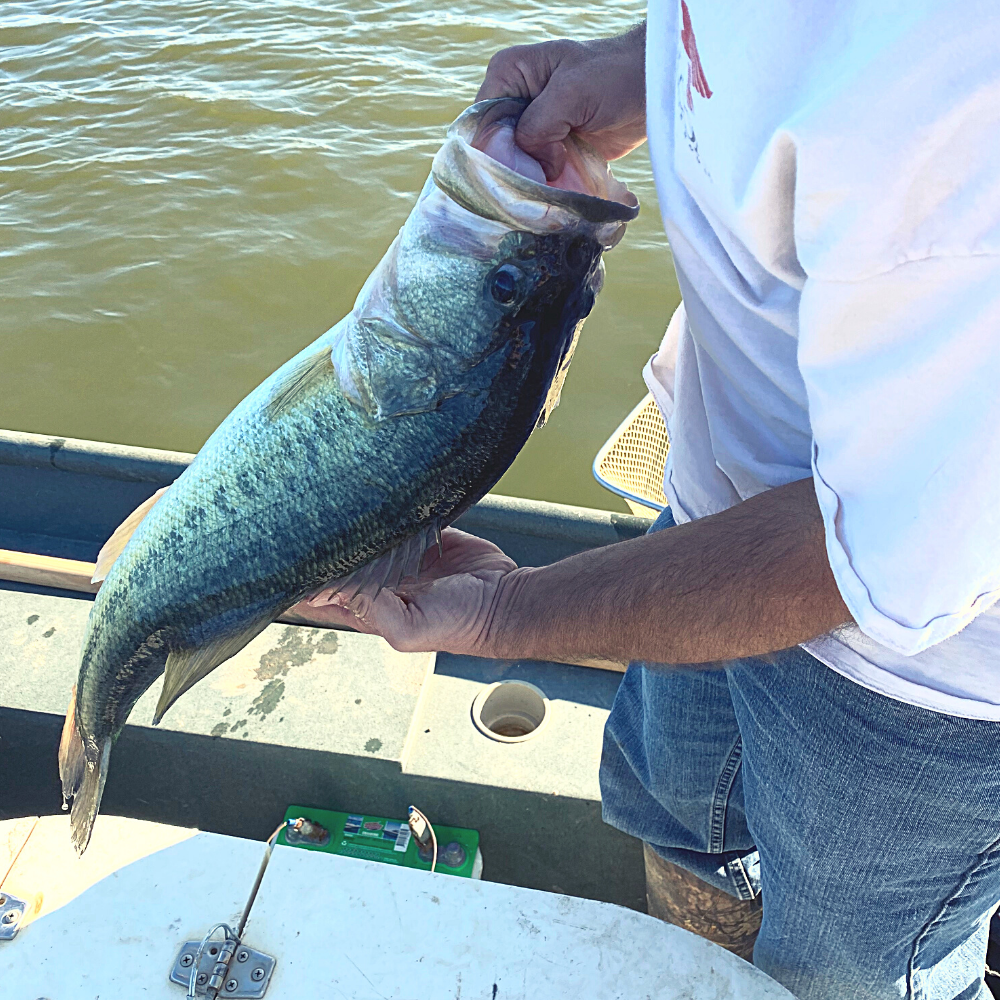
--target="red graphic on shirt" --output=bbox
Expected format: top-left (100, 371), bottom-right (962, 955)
top-left (681, 0), bottom-right (712, 110)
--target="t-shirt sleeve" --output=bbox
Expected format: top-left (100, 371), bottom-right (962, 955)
top-left (799, 254), bottom-right (1000, 655)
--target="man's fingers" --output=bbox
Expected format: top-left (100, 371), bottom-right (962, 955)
top-left (438, 527), bottom-right (508, 560)
top-left (512, 88), bottom-right (572, 180)
top-left (418, 528), bottom-right (515, 578)
top-left (476, 46), bottom-right (571, 178)
top-left (286, 598), bottom-right (367, 631)
top-left (357, 588), bottom-right (438, 653)
top-left (476, 44), bottom-right (546, 102)
top-left (475, 66), bottom-right (525, 103)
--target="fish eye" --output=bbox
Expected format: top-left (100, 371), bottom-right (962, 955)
top-left (489, 264), bottom-right (523, 305)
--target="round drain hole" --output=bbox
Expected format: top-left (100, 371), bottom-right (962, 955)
top-left (471, 680), bottom-right (549, 743)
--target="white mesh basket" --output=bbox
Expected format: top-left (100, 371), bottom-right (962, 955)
top-left (592, 393), bottom-right (669, 518)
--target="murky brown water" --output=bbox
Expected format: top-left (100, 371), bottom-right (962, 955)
top-left (0, 0), bottom-right (678, 510)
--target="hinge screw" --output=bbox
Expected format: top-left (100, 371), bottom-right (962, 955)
top-left (225, 979), bottom-right (239, 992)
top-left (251, 967), bottom-right (266, 981)
top-left (179, 953), bottom-right (194, 967)
top-left (197, 973), bottom-right (208, 985)
top-left (236, 949), bottom-right (250, 963)
top-left (2, 911), bottom-right (18, 924)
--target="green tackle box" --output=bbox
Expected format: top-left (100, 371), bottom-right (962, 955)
top-left (277, 805), bottom-right (483, 879)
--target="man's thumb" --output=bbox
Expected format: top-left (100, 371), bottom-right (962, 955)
top-left (514, 91), bottom-right (571, 182)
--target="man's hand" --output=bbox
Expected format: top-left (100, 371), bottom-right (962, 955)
top-left (296, 479), bottom-right (852, 667)
top-left (290, 529), bottom-right (519, 656)
top-left (476, 24), bottom-right (647, 182)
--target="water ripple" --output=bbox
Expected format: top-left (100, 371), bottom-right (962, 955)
top-left (1, 0), bottom-right (676, 509)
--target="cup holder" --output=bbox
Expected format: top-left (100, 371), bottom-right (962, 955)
top-left (471, 680), bottom-right (550, 743)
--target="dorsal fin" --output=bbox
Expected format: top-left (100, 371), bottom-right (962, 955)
top-left (152, 615), bottom-right (276, 725)
top-left (92, 486), bottom-right (169, 584)
top-left (266, 346), bottom-right (333, 419)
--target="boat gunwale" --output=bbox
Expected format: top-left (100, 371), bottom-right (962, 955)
top-left (0, 429), bottom-right (652, 547)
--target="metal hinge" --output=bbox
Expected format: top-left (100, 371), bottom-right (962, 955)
top-left (0, 892), bottom-right (27, 941)
top-left (169, 937), bottom-right (275, 997)
top-left (168, 817), bottom-right (303, 996)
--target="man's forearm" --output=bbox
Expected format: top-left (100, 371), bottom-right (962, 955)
top-left (481, 477), bottom-right (852, 665)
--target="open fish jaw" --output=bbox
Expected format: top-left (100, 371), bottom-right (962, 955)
top-left (434, 98), bottom-right (638, 242)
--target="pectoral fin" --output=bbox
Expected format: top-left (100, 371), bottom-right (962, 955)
top-left (92, 486), bottom-right (170, 584)
top-left (153, 616), bottom-right (275, 725)
top-left (535, 319), bottom-right (584, 429)
top-left (266, 347), bottom-right (333, 419)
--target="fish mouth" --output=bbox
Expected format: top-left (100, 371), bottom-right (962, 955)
top-left (431, 99), bottom-right (639, 248)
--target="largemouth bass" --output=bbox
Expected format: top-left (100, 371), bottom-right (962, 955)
top-left (59, 99), bottom-right (638, 853)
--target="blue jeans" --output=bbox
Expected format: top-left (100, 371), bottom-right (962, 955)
top-left (600, 509), bottom-right (1000, 1000)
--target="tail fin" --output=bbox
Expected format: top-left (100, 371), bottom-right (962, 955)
top-left (57, 687), bottom-right (111, 855)
top-left (58, 685), bottom-right (85, 803)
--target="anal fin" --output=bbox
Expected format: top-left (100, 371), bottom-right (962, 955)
top-left (307, 521), bottom-right (440, 609)
top-left (153, 616), bottom-right (275, 725)
top-left (92, 486), bottom-right (170, 584)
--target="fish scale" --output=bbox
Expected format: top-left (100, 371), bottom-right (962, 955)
top-left (58, 98), bottom-right (638, 854)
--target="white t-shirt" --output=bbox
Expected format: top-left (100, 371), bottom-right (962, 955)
top-left (643, 0), bottom-right (1000, 719)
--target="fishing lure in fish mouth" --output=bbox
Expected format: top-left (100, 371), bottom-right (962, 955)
top-left (58, 98), bottom-right (638, 855)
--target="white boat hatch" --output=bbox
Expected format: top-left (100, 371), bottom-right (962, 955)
top-left (0, 815), bottom-right (794, 999)
top-left (0, 891), bottom-right (26, 940)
